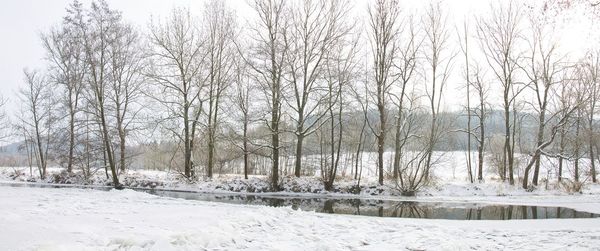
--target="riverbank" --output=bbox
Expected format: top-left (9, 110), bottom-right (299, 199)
top-left (2, 166), bottom-right (599, 200)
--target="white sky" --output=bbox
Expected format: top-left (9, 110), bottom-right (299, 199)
top-left (0, 0), bottom-right (595, 114)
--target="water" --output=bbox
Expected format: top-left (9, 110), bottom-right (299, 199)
top-left (3, 182), bottom-right (599, 220)
top-left (147, 190), bottom-right (600, 220)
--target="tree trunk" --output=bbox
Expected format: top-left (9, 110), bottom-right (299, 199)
top-left (575, 115), bottom-right (581, 182)
top-left (207, 127), bottom-right (215, 178)
top-left (532, 111), bottom-right (546, 186)
top-left (67, 109), bottom-right (75, 173)
top-left (509, 105), bottom-right (518, 185)
top-left (98, 99), bottom-right (119, 188)
top-left (271, 99), bottom-right (280, 191)
top-left (465, 42), bottom-right (473, 183)
top-left (355, 119), bottom-right (366, 180)
top-left (243, 119), bottom-right (249, 180)
top-left (590, 112), bottom-right (597, 183)
top-left (503, 103), bottom-right (511, 183)
top-left (377, 133), bottom-right (385, 185)
top-left (377, 100), bottom-right (386, 185)
top-left (183, 104), bottom-right (192, 178)
top-left (392, 114), bottom-right (402, 180)
top-left (117, 118), bottom-right (126, 173)
top-left (294, 133), bottom-right (304, 177)
top-left (34, 121), bottom-right (46, 180)
top-left (478, 102), bottom-right (485, 181)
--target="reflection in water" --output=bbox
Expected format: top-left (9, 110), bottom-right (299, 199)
top-left (3, 182), bottom-right (599, 220)
top-left (146, 190), bottom-right (599, 220)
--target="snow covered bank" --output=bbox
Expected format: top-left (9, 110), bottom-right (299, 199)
top-left (1, 185), bottom-right (599, 250)
top-left (2, 165), bottom-right (600, 201)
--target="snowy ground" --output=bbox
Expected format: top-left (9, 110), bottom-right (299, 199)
top-left (1, 185), bottom-right (600, 250)
top-left (2, 151), bottom-right (599, 249)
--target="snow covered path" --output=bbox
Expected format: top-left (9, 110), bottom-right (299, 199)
top-left (1, 186), bottom-right (599, 250)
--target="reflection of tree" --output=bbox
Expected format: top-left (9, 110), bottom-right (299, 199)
top-left (137, 192), bottom-right (600, 220)
top-left (465, 208), bottom-right (482, 220)
top-left (268, 198), bottom-right (285, 207)
top-left (391, 202), bottom-right (429, 218)
top-left (467, 205), bottom-right (523, 220)
top-left (486, 205), bottom-right (516, 220)
top-left (521, 206), bottom-right (528, 219)
top-left (323, 200), bottom-right (335, 213)
top-left (532, 206), bottom-right (538, 219)
top-left (350, 199), bottom-right (361, 215)
top-left (246, 195), bottom-right (257, 203)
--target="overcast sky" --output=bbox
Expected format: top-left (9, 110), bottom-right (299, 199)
top-left (0, 0), bottom-right (595, 114)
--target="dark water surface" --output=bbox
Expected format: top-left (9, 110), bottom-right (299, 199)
top-left (3, 181), bottom-right (599, 220)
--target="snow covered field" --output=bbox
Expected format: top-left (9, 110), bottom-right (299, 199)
top-left (1, 185), bottom-right (600, 250)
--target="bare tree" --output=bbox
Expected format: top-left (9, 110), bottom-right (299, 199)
top-left (41, 0), bottom-right (87, 173)
top-left (472, 66), bottom-right (489, 181)
top-left (319, 10), bottom-right (358, 191)
top-left (19, 70), bottom-right (54, 180)
top-left (565, 65), bottom-right (589, 184)
top-left (556, 76), bottom-right (571, 182)
top-left (282, 0), bottom-right (352, 178)
top-left (80, 0), bottom-right (124, 187)
top-left (107, 12), bottom-right (145, 174)
top-left (147, 7), bottom-right (205, 179)
top-left (422, 1), bottom-right (455, 179)
top-left (521, 13), bottom-right (569, 188)
top-left (231, 61), bottom-right (254, 179)
top-left (246, 0), bottom-right (289, 190)
top-left (392, 16), bottom-right (421, 180)
top-left (477, 0), bottom-right (524, 185)
top-left (457, 19), bottom-right (474, 183)
top-left (367, 0), bottom-right (401, 185)
top-left (456, 18), bottom-right (489, 183)
top-left (393, 92), bottom-right (428, 195)
top-left (582, 51), bottom-right (600, 183)
top-left (348, 68), bottom-right (370, 184)
top-left (203, 0), bottom-right (237, 178)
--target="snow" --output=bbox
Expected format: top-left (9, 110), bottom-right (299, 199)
top-left (2, 150), bottom-right (600, 249)
top-left (2, 154), bottom-right (599, 200)
top-left (1, 185), bottom-right (600, 250)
